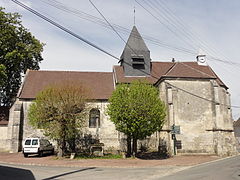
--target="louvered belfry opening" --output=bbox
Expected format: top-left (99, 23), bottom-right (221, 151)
top-left (120, 26), bottom-right (151, 76)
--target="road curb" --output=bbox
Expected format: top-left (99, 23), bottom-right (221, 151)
top-left (0, 161), bottom-right (189, 169)
top-left (0, 154), bottom-right (226, 169)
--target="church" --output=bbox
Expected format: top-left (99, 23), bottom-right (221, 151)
top-left (2, 26), bottom-right (237, 156)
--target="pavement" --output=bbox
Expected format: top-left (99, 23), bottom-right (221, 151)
top-left (0, 152), bottom-right (220, 168)
top-left (1, 153), bottom-right (235, 180)
top-left (0, 163), bottom-right (190, 180)
top-left (158, 155), bottom-right (240, 180)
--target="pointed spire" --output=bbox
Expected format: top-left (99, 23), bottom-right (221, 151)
top-left (123, 26), bottom-right (149, 53)
top-left (120, 26), bottom-right (151, 76)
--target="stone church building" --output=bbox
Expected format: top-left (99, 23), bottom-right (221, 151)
top-left (1, 26), bottom-right (237, 156)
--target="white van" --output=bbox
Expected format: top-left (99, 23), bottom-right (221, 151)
top-left (23, 137), bottom-right (54, 157)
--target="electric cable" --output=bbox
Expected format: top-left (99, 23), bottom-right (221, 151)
top-left (39, 0), bottom-right (240, 67)
top-left (11, 0), bottom-right (240, 109)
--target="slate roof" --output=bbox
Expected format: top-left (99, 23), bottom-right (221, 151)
top-left (18, 70), bottom-right (114, 100)
top-left (121, 26), bottom-right (149, 57)
top-left (114, 61), bottom-right (227, 88)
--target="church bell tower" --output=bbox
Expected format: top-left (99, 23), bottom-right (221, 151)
top-left (120, 26), bottom-right (151, 76)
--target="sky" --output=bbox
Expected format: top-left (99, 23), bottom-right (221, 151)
top-left (1, 0), bottom-right (240, 119)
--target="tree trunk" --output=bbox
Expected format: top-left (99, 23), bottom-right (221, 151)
top-left (132, 138), bottom-right (137, 157)
top-left (58, 123), bottom-right (66, 157)
top-left (126, 136), bottom-right (132, 157)
top-left (57, 140), bottom-right (62, 157)
top-left (70, 120), bottom-right (76, 153)
top-left (58, 138), bottom-right (66, 157)
top-left (70, 137), bottom-right (76, 153)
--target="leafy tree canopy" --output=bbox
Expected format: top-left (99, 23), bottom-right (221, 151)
top-left (28, 82), bottom-right (89, 156)
top-left (107, 81), bottom-right (166, 156)
top-left (0, 7), bottom-right (44, 106)
top-left (0, 64), bottom-right (6, 86)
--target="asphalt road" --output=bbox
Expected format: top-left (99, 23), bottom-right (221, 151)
top-left (0, 156), bottom-right (239, 180)
top-left (159, 155), bottom-right (240, 180)
top-left (0, 163), bottom-right (187, 180)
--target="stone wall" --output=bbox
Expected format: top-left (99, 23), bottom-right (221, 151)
top-left (157, 78), bottom-right (237, 156)
top-left (6, 99), bottom-right (121, 153)
top-left (7, 100), bottom-right (23, 152)
top-left (233, 125), bottom-right (240, 152)
top-left (82, 101), bottom-right (120, 151)
top-left (3, 78), bottom-right (238, 156)
top-left (0, 125), bottom-right (8, 151)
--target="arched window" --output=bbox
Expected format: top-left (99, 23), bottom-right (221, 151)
top-left (89, 109), bottom-right (100, 128)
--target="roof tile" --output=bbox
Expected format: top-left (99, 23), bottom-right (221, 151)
top-left (114, 61), bottom-right (226, 87)
top-left (19, 70), bottom-right (114, 100)
top-left (19, 61), bottom-right (227, 100)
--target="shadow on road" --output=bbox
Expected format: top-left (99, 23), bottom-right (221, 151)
top-left (0, 165), bottom-right (35, 180)
top-left (42, 167), bottom-right (96, 180)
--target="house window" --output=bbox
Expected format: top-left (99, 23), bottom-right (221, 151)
top-left (89, 109), bottom-right (100, 128)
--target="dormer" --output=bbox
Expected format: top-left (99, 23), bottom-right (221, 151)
top-left (120, 26), bottom-right (151, 76)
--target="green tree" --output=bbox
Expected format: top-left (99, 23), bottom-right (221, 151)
top-left (0, 7), bottom-right (44, 106)
top-left (28, 82), bottom-right (89, 157)
top-left (107, 81), bottom-right (166, 156)
top-left (0, 64), bottom-right (6, 86)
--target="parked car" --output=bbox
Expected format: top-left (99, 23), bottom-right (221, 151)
top-left (22, 137), bottom-right (54, 157)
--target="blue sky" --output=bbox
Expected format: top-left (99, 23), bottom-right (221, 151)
top-left (1, 0), bottom-right (240, 119)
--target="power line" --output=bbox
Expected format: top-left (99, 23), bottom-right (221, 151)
top-left (89, 0), bottom-right (164, 79)
top-left (12, 0), bottom-right (240, 109)
top-left (165, 82), bottom-right (240, 109)
top-left (11, 0), bottom-right (120, 61)
top-left (142, 0), bottom-right (240, 66)
top-left (142, 0), bottom-right (200, 50)
top-left (39, 0), bottom-right (198, 57)
top-left (135, 0), bottom-right (198, 51)
top-left (152, 0), bottom-right (220, 56)
top-left (89, 0), bottom-right (140, 62)
top-left (11, 0), bottom-right (159, 79)
top-left (39, 0), bottom-right (240, 67)
top-left (88, 0), bottom-right (228, 98)
top-left (89, 0), bottom-right (163, 79)
top-left (74, 0), bottom-right (240, 109)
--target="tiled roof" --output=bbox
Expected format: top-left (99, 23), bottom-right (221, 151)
top-left (19, 70), bottom-right (114, 100)
top-left (19, 61), bottom-right (227, 100)
top-left (113, 62), bottom-right (174, 84)
top-left (114, 61), bottom-right (227, 88)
